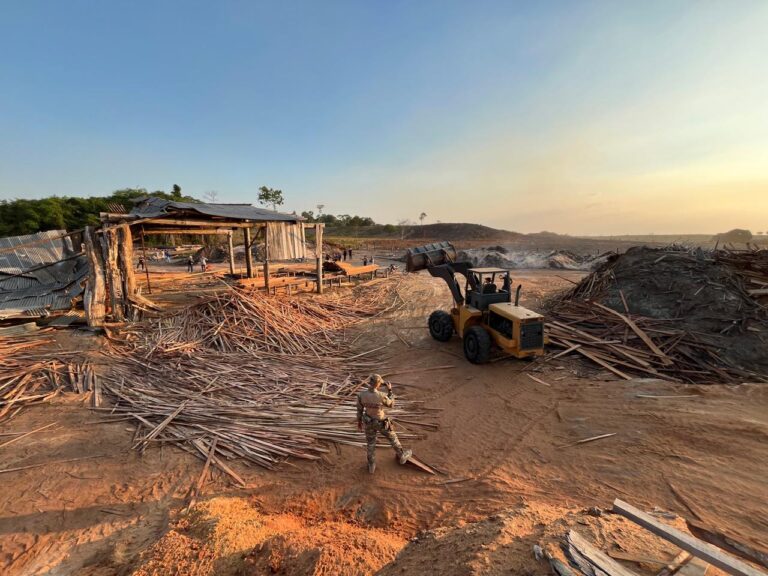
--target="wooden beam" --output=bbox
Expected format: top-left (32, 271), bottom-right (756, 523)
top-left (613, 499), bottom-right (766, 576)
top-left (263, 225), bottom-right (271, 292)
top-left (687, 520), bottom-right (768, 570)
top-left (315, 223), bottom-right (324, 294)
top-left (117, 225), bottom-right (137, 317)
top-left (141, 228), bottom-right (235, 235)
top-left (141, 218), bottom-right (274, 228)
top-left (139, 227), bottom-right (152, 294)
top-left (83, 226), bottom-right (106, 327)
top-left (592, 302), bottom-right (673, 366)
top-left (568, 530), bottom-right (641, 576)
top-left (227, 231), bottom-right (235, 275)
top-left (243, 227), bottom-right (254, 279)
top-left (101, 228), bottom-right (124, 321)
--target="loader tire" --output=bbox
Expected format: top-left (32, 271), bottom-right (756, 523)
top-left (463, 326), bottom-right (491, 364)
top-left (428, 310), bottom-right (454, 342)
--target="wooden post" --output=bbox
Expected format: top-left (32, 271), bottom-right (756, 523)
top-left (102, 228), bottom-right (124, 321)
top-left (315, 223), bottom-right (323, 294)
top-left (117, 224), bottom-right (137, 318)
top-left (244, 227), bottom-right (254, 278)
top-left (83, 226), bottom-right (106, 327)
top-left (140, 227), bottom-right (152, 294)
top-left (227, 230), bottom-right (235, 275)
top-left (263, 225), bottom-right (271, 292)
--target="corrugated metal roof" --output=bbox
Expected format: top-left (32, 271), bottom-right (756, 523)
top-left (0, 230), bottom-right (75, 272)
top-left (129, 197), bottom-right (303, 223)
top-left (0, 231), bottom-right (86, 317)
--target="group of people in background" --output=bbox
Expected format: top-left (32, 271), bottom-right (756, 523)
top-left (325, 248), bottom-right (354, 262)
top-left (137, 253), bottom-right (208, 273)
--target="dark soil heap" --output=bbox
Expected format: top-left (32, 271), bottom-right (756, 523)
top-left (549, 247), bottom-right (768, 382)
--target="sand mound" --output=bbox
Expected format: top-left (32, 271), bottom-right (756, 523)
top-left (129, 497), bottom-right (404, 576)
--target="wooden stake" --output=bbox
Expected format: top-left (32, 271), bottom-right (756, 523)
top-left (227, 231), bottom-right (235, 275)
top-left (244, 227), bottom-right (254, 278)
top-left (140, 226), bottom-right (152, 294)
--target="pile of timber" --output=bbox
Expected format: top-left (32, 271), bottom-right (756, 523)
top-left (0, 333), bottom-right (100, 421)
top-left (115, 283), bottom-right (402, 356)
top-left (97, 280), bottom-right (431, 476)
top-left (323, 261), bottom-right (380, 277)
top-left (547, 247), bottom-right (768, 383)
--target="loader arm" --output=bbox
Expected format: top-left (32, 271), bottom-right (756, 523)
top-left (405, 242), bottom-right (480, 306)
top-left (426, 262), bottom-right (478, 306)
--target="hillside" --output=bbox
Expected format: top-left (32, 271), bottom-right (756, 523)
top-left (325, 222), bottom-right (523, 241)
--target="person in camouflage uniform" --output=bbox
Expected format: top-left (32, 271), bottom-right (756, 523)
top-left (356, 374), bottom-right (412, 474)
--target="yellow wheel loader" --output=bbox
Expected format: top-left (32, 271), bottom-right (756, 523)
top-left (406, 242), bottom-right (547, 364)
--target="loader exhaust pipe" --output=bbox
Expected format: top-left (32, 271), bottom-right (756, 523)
top-left (515, 284), bottom-right (522, 306)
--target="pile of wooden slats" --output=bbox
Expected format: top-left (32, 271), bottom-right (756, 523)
top-left (97, 280), bottom-right (433, 478)
top-left (546, 248), bottom-right (768, 384)
top-left (0, 333), bottom-right (100, 421)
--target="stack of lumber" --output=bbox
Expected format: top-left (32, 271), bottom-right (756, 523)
top-left (547, 247), bottom-right (768, 383)
top-left (0, 333), bottom-right (100, 421)
top-left (323, 261), bottom-right (379, 276)
top-left (99, 280), bottom-right (431, 476)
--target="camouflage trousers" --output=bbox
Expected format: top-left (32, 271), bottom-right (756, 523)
top-left (364, 418), bottom-right (404, 466)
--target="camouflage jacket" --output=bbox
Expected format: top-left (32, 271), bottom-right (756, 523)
top-left (356, 388), bottom-right (394, 422)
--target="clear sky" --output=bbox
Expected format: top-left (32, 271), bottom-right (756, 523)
top-left (1, 1), bottom-right (766, 234)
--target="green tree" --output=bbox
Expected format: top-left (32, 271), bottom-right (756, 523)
top-left (258, 186), bottom-right (284, 211)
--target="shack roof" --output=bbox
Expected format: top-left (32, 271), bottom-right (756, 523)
top-left (0, 230), bottom-right (87, 319)
top-left (128, 197), bottom-right (303, 223)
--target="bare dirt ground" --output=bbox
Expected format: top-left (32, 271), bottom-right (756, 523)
top-left (1, 270), bottom-right (767, 575)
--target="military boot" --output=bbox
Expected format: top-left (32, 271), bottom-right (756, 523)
top-left (399, 449), bottom-right (412, 465)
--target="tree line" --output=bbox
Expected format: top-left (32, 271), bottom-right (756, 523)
top-left (0, 185), bottom-right (384, 237)
top-left (0, 186), bottom-right (196, 237)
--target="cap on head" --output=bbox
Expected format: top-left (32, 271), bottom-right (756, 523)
top-left (367, 374), bottom-right (384, 389)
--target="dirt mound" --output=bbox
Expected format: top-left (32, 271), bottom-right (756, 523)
top-left (559, 247), bottom-right (768, 379)
top-left (130, 497), bottom-right (403, 576)
top-left (378, 502), bottom-right (702, 576)
top-left (458, 247), bottom-right (608, 270)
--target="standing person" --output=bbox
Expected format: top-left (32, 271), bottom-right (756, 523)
top-left (348, 248), bottom-right (353, 260)
top-left (200, 256), bottom-right (208, 273)
top-left (356, 374), bottom-right (411, 474)
top-left (342, 249), bottom-right (346, 262)
top-left (363, 256), bottom-right (368, 266)
top-left (370, 254), bottom-right (375, 264)
top-left (136, 256), bottom-right (145, 271)
top-left (187, 255), bottom-right (194, 273)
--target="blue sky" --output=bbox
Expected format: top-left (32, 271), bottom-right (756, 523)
top-left (1, 1), bottom-right (766, 234)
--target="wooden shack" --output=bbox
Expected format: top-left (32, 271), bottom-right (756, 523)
top-left (85, 198), bottom-right (324, 326)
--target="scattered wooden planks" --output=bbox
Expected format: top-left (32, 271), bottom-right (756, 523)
top-left (613, 499), bottom-right (767, 576)
top-left (96, 282), bottom-right (434, 477)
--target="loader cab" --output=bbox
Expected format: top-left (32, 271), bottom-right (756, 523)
top-left (465, 268), bottom-right (512, 311)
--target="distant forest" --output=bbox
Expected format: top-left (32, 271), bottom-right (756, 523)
top-left (0, 186), bottom-right (197, 237)
top-left (0, 187), bottom-right (382, 237)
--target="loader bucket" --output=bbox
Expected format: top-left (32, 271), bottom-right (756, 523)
top-left (405, 241), bottom-right (458, 272)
